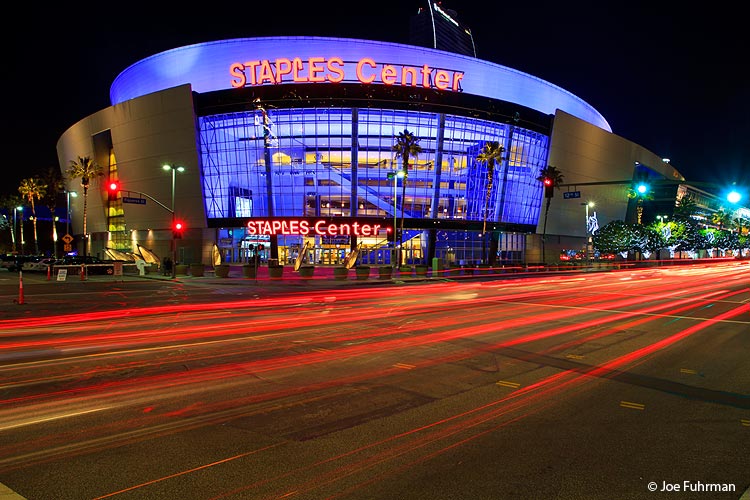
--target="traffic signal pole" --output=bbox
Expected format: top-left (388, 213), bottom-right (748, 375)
top-left (116, 188), bottom-right (176, 276)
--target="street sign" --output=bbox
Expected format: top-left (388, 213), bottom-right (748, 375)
top-left (113, 262), bottom-right (123, 276)
top-left (563, 191), bottom-right (581, 199)
top-left (123, 196), bottom-right (147, 205)
top-left (63, 244), bottom-right (72, 252)
top-left (62, 234), bottom-right (73, 244)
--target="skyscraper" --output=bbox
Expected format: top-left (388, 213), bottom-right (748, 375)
top-left (409, 1), bottom-right (476, 57)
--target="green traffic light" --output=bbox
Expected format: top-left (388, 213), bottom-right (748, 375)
top-left (727, 190), bottom-right (741, 204)
top-left (636, 183), bottom-right (648, 194)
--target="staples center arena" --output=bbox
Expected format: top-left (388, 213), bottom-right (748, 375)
top-left (58, 36), bottom-right (685, 267)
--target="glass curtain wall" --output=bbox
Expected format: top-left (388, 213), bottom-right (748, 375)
top-left (199, 107), bottom-right (548, 264)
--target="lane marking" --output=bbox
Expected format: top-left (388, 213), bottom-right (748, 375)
top-left (620, 401), bottom-right (645, 410)
top-left (566, 354), bottom-right (584, 360)
top-left (496, 380), bottom-right (521, 389)
top-left (0, 407), bottom-right (112, 431)
top-left (680, 368), bottom-right (697, 374)
top-left (393, 363), bottom-right (415, 370)
top-left (741, 419), bottom-right (750, 427)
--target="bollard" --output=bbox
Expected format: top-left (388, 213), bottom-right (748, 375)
top-left (80, 264), bottom-right (86, 281)
top-left (47, 265), bottom-right (51, 281)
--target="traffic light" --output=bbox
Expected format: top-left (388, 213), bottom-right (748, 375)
top-left (636, 182), bottom-right (649, 195)
top-left (107, 180), bottom-right (120, 201)
top-left (172, 220), bottom-right (185, 239)
top-left (543, 177), bottom-right (554, 198)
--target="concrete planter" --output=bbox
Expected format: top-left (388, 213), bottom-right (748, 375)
top-left (190, 263), bottom-right (205, 277)
top-left (175, 264), bottom-right (189, 276)
top-left (269, 265), bottom-right (284, 280)
top-left (242, 264), bottom-right (257, 278)
top-left (414, 264), bottom-right (429, 276)
top-left (378, 266), bottom-right (393, 280)
top-left (355, 266), bottom-right (370, 280)
top-left (215, 264), bottom-right (230, 278)
top-left (333, 266), bottom-right (349, 281)
top-left (298, 265), bottom-right (315, 278)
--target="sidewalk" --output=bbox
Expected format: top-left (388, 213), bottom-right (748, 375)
top-left (136, 264), bottom-right (443, 287)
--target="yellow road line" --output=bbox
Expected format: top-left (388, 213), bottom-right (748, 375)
top-left (620, 401), bottom-right (645, 410)
top-left (393, 363), bottom-right (415, 370)
top-left (496, 380), bottom-right (521, 389)
top-left (741, 419), bottom-right (750, 427)
top-left (680, 368), bottom-right (697, 374)
top-left (566, 354), bottom-right (584, 360)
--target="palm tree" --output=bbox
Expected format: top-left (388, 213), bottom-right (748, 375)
top-left (18, 177), bottom-right (47, 254)
top-left (476, 141), bottom-right (505, 264)
top-left (41, 167), bottom-right (64, 257)
top-left (66, 156), bottom-right (104, 261)
top-left (626, 184), bottom-right (654, 224)
top-left (536, 165), bottom-right (564, 261)
top-left (711, 207), bottom-right (732, 231)
top-left (475, 141), bottom-right (505, 235)
top-left (391, 129), bottom-right (422, 262)
top-left (673, 194), bottom-right (698, 222)
top-left (0, 194), bottom-right (24, 253)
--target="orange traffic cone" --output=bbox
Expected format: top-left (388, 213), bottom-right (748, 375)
top-left (16, 270), bottom-right (24, 305)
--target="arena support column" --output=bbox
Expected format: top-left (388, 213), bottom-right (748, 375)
top-left (427, 113), bottom-right (446, 264)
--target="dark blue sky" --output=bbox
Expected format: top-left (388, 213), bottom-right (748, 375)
top-left (3, 2), bottom-right (747, 197)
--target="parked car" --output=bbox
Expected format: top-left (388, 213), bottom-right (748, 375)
top-left (2, 254), bottom-right (40, 272)
top-left (23, 257), bottom-right (57, 272)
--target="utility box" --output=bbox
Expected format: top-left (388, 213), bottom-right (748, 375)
top-left (432, 257), bottom-right (444, 274)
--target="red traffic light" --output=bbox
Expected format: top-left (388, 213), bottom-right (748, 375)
top-left (543, 177), bottom-right (553, 186)
top-left (107, 181), bottom-right (120, 201)
top-left (172, 220), bottom-right (185, 239)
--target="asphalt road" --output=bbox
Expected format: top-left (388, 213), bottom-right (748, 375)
top-left (0, 262), bottom-right (749, 500)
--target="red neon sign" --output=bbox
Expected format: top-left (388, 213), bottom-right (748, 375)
top-left (229, 57), bottom-right (464, 91)
top-left (246, 219), bottom-right (386, 237)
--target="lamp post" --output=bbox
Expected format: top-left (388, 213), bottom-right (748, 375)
top-left (582, 201), bottom-right (595, 262)
top-left (387, 170), bottom-right (405, 267)
top-left (12, 206), bottom-right (23, 253)
top-left (656, 214), bottom-right (668, 225)
top-left (16, 206), bottom-right (24, 254)
top-left (163, 164), bottom-right (185, 278)
top-left (65, 191), bottom-right (77, 238)
top-left (62, 190), bottom-right (78, 257)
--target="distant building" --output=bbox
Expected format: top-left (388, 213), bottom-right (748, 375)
top-left (409, 2), bottom-right (476, 57)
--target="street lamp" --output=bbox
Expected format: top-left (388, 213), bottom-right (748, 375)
top-left (163, 164), bottom-right (185, 278)
top-left (387, 170), bottom-right (405, 267)
top-left (16, 206), bottom-right (24, 254)
top-left (12, 206), bottom-right (23, 253)
top-left (582, 201), bottom-right (595, 261)
top-left (656, 214), bottom-right (668, 225)
top-left (64, 190), bottom-right (77, 250)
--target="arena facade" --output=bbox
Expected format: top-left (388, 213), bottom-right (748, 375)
top-left (57, 36), bottom-right (684, 267)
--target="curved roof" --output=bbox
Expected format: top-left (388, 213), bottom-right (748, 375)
top-left (111, 36), bottom-right (611, 132)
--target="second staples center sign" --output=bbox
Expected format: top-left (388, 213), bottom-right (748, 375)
top-left (246, 218), bottom-right (391, 237)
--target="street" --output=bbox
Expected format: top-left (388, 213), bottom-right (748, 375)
top-left (0, 262), bottom-right (749, 499)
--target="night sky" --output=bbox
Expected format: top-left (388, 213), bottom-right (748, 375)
top-left (3, 2), bottom-right (747, 197)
